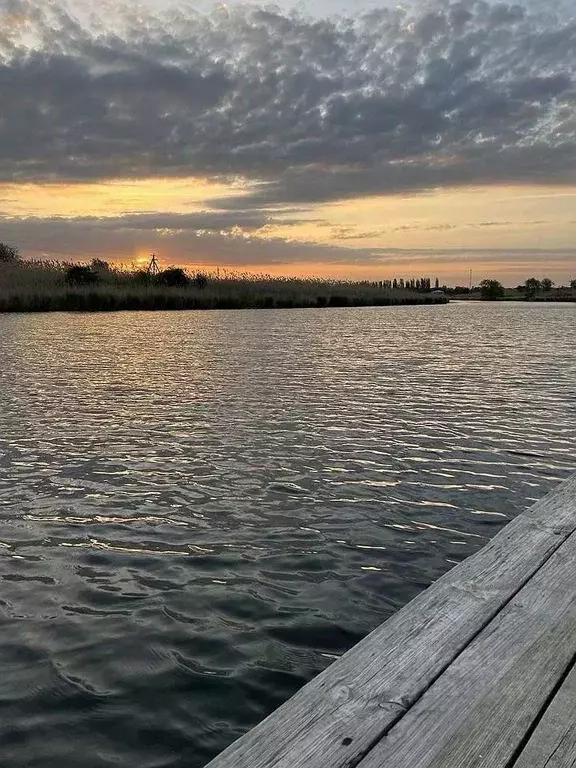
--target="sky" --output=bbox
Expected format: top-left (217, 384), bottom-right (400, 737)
top-left (0, 0), bottom-right (575, 284)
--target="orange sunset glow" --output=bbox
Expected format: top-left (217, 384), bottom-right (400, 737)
top-left (3, 179), bottom-right (575, 283)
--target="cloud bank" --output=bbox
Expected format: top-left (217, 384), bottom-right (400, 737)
top-left (0, 0), bottom-right (574, 202)
top-left (0, 0), bottom-right (574, 279)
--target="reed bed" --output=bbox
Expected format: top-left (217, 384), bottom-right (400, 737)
top-left (0, 260), bottom-right (448, 313)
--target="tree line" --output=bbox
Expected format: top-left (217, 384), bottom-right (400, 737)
top-left (479, 277), bottom-right (576, 300)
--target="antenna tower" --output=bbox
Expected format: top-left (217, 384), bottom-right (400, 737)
top-left (147, 253), bottom-right (160, 276)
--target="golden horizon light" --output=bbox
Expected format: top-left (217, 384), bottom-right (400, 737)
top-left (2, 179), bottom-right (574, 284)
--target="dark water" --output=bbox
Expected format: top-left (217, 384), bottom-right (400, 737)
top-left (0, 302), bottom-right (575, 767)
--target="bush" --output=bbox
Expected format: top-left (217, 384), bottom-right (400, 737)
top-left (328, 295), bottom-right (349, 306)
top-left (65, 265), bottom-right (99, 285)
top-left (0, 243), bottom-right (20, 262)
top-left (133, 270), bottom-right (152, 285)
top-left (91, 259), bottom-right (112, 277)
top-left (156, 268), bottom-right (189, 287)
top-left (192, 272), bottom-right (208, 289)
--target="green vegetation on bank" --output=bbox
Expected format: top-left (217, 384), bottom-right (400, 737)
top-left (479, 279), bottom-right (506, 300)
top-left (450, 276), bottom-right (576, 302)
top-left (0, 248), bottom-right (447, 313)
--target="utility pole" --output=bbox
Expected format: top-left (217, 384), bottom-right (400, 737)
top-left (469, 268), bottom-right (473, 290)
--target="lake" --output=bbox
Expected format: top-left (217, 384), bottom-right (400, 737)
top-left (0, 302), bottom-right (575, 767)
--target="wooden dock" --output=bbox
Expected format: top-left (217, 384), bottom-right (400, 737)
top-left (205, 473), bottom-right (576, 768)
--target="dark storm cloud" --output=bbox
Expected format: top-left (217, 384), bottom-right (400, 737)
top-left (0, 0), bottom-right (574, 204)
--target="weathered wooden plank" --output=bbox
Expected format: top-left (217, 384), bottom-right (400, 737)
top-left (513, 662), bottom-right (576, 768)
top-left (205, 474), bottom-right (576, 768)
top-left (357, 529), bottom-right (576, 768)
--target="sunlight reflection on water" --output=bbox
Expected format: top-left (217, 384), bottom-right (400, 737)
top-left (0, 302), bottom-right (575, 767)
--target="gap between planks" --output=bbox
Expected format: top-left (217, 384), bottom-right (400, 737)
top-left (510, 654), bottom-right (576, 768)
top-left (356, 527), bottom-right (576, 768)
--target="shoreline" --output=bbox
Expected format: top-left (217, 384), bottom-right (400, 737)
top-left (0, 291), bottom-right (448, 314)
top-left (1, 262), bottom-right (448, 313)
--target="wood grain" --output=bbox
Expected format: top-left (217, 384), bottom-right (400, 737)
top-left (513, 662), bottom-right (576, 768)
top-left (204, 474), bottom-right (576, 768)
top-left (357, 529), bottom-right (576, 768)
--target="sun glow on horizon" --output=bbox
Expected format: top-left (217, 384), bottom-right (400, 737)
top-left (2, 178), bottom-right (575, 284)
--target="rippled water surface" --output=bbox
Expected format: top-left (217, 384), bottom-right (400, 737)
top-left (1, 303), bottom-right (575, 767)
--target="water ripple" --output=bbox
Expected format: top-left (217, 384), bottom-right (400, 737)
top-left (0, 302), bottom-right (575, 767)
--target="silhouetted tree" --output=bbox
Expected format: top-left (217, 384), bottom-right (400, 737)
top-left (0, 242), bottom-right (19, 262)
top-left (524, 277), bottom-right (541, 298)
top-left (570, 278), bottom-right (576, 289)
top-left (541, 277), bottom-right (554, 292)
top-left (66, 265), bottom-right (99, 285)
top-left (480, 279), bottom-right (505, 300)
top-left (156, 267), bottom-right (189, 287)
top-left (434, 277), bottom-right (439, 289)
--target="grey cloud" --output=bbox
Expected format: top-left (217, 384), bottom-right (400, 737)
top-left (369, 246), bottom-right (576, 266)
top-left (473, 220), bottom-right (511, 227)
top-left (390, 219), bottom-right (547, 231)
top-left (0, 211), bottom-right (572, 273)
top-left (0, 0), bottom-right (574, 204)
top-left (0, 208), bottom-right (275, 259)
top-left (0, 211), bottom-right (382, 266)
top-left (332, 228), bottom-right (383, 240)
top-left (75, 210), bottom-right (271, 231)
